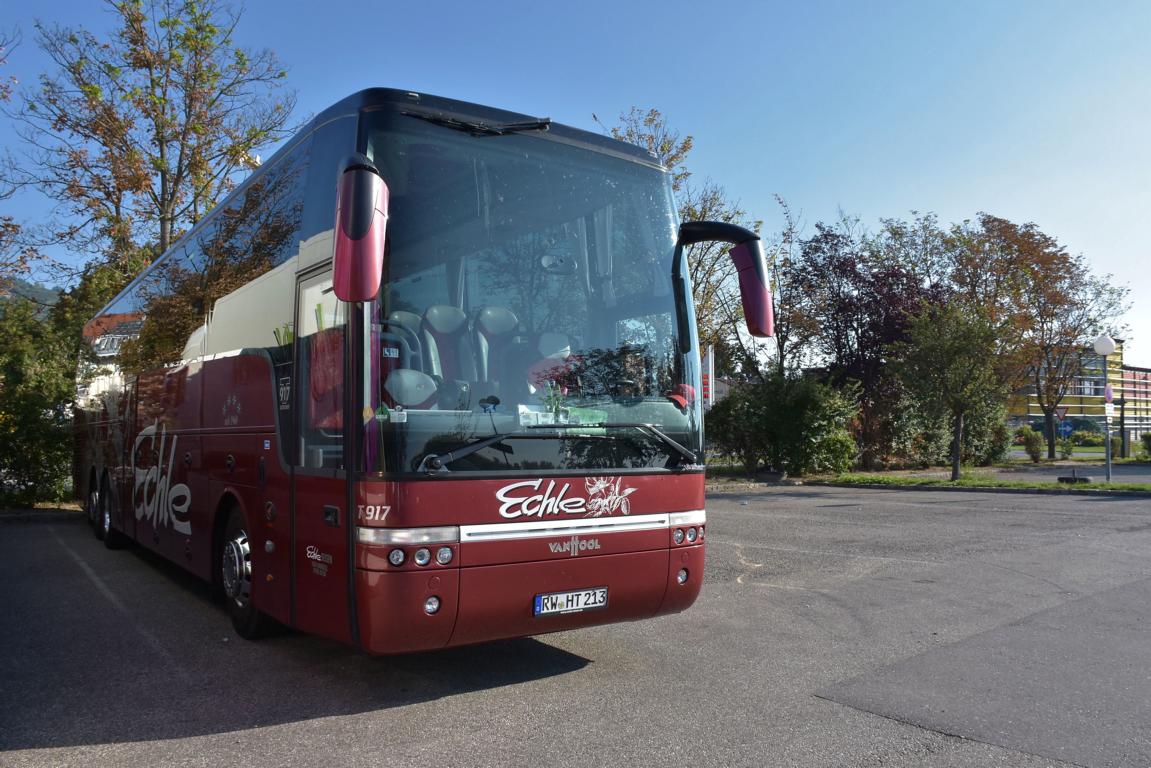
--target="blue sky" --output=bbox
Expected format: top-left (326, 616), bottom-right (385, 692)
top-left (3, 0), bottom-right (1150, 362)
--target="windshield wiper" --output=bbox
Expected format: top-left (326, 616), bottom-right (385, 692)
top-left (416, 429), bottom-right (607, 474)
top-left (402, 111), bottom-right (551, 137)
top-left (528, 422), bottom-right (699, 467)
top-left (417, 422), bottom-right (698, 475)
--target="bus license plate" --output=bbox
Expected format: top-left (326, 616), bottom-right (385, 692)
top-left (534, 587), bottom-right (609, 617)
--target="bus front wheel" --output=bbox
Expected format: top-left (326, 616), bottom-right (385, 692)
top-left (220, 507), bottom-right (275, 639)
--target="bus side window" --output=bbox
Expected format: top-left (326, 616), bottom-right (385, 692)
top-left (296, 274), bottom-right (346, 470)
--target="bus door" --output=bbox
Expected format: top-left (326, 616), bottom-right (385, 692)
top-left (291, 270), bottom-right (352, 643)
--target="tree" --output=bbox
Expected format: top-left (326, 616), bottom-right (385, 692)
top-left (603, 108), bottom-right (763, 378)
top-left (894, 301), bottom-right (1005, 480)
top-left (5, 0), bottom-right (296, 276)
top-left (0, 28), bottom-right (25, 293)
top-left (0, 1), bottom-right (297, 504)
top-left (958, 215), bottom-right (1128, 458)
top-left (765, 196), bottom-right (820, 375)
top-left (0, 298), bottom-right (74, 502)
top-left (794, 216), bottom-right (941, 468)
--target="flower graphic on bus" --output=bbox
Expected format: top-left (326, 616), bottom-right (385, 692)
top-left (495, 477), bottom-right (638, 519)
top-left (583, 476), bottom-right (636, 517)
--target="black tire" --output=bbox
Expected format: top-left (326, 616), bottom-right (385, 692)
top-left (220, 507), bottom-right (276, 639)
top-left (98, 486), bottom-right (124, 549)
top-left (86, 484), bottom-right (101, 535)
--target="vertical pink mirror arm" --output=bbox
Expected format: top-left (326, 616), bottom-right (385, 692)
top-left (728, 240), bottom-right (774, 337)
top-left (333, 160), bottom-right (390, 303)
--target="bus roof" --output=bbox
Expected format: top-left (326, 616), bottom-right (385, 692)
top-left (315, 88), bottom-right (663, 167)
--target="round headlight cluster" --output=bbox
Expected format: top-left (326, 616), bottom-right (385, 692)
top-left (387, 546), bottom-right (456, 567)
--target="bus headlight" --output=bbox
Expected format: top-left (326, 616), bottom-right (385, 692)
top-left (414, 548), bottom-right (431, 566)
top-left (388, 549), bottom-right (405, 566)
top-left (686, 527), bottom-right (697, 543)
top-left (436, 546), bottom-right (453, 565)
top-left (673, 529), bottom-right (685, 545)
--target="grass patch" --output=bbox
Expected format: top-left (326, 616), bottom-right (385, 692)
top-left (830, 472), bottom-right (1151, 493)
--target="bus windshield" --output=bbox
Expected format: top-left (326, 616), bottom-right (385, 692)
top-left (359, 109), bottom-right (701, 475)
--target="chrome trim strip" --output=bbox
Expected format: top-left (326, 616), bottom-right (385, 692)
top-left (669, 509), bottom-right (706, 526)
top-left (460, 513), bottom-right (674, 542)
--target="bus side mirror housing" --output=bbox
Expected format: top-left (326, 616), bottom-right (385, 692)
top-left (333, 156), bottom-right (389, 303)
top-left (677, 221), bottom-right (774, 338)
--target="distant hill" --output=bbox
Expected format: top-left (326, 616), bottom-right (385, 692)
top-left (3, 279), bottom-right (61, 307)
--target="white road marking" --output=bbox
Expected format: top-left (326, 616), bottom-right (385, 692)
top-left (49, 526), bottom-right (193, 683)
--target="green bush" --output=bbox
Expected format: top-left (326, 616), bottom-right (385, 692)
top-left (1111, 436), bottom-right (1122, 458)
top-left (963, 407), bottom-right (1012, 465)
top-left (705, 384), bottom-right (766, 475)
top-left (1142, 433), bottom-right (1151, 460)
top-left (706, 373), bottom-right (858, 477)
top-left (1016, 426), bottom-right (1043, 462)
top-left (1058, 438), bottom-right (1074, 459)
top-left (1070, 429), bottom-right (1104, 447)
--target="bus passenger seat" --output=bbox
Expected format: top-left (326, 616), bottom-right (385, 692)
top-left (421, 306), bottom-right (476, 382)
top-left (474, 307), bottom-right (518, 383)
top-left (383, 369), bottom-right (438, 409)
top-left (387, 310), bottom-right (424, 371)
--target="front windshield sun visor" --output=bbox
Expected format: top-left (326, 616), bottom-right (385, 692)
top-left (400, 110), bottom-right (551, 137)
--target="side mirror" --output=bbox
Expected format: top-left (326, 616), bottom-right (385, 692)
top-left (333, 155), bottom-right (389, 303)
top-left (677, 221), bottom-right (774, 338)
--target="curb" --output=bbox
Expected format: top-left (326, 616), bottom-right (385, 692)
top-left (805, 481), bottom-right (1151, 499)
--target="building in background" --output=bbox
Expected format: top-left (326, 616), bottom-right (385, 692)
top-left (1009, 339), bottom-right (1151, 454)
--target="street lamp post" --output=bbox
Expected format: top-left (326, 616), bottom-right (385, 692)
top-left (1093, 334), bottom-right (1117, 482)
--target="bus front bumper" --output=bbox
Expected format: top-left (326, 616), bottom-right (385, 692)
top-left (355, 545), bottom-right (704, 655)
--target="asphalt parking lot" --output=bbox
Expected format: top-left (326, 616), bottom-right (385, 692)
top-left (2, 486), bottom-right (1149, 768)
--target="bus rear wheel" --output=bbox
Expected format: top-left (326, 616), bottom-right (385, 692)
top-left (98, 488), bottom-right (124, 549)
top-left (86, 485), bottom-right (101, 536)
top-left (220, 507), bottom-right (276, 639)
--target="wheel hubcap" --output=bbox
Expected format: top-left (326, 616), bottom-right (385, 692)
top-left (222, 529), bottom-right (252, 606)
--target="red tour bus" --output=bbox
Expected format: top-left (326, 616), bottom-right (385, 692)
top-left (75, 88), bottom-right (773, 654)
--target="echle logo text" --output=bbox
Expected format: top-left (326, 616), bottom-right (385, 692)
top-left (132, 421), bottom-right (192, 534)
top-left (496, 477), bottom-right (636, 519)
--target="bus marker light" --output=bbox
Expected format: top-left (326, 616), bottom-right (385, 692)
top-left (424, 596), bottom-right (441, 615)
top-left (677, 569), bottom-right (689, 585)
top-left (436, 546), bottom-right (453, 565)
top-left (414, 548), bottom-right (431, 566)
top-left (388, 549), bottom-right (405, 566)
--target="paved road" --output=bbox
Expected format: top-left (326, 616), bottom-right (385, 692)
top-left (996, 459), bottom-right (1151, 484)
top-left (2, 487), bottom-right (1150, 768)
